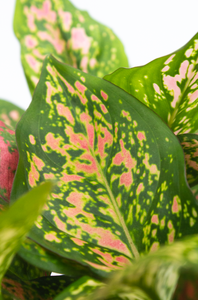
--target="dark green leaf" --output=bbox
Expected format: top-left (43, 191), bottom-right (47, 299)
top-left (177, 134), bottom-right (198, 187)
top-left (104, 33), bottom-right (198, 134)
top-left (2, 271), bottom-right (75, 300)
top-left (14, 0), bottom-right (129, 95)
top-left (0, 99), bottom-right (24, 129)
top-left (11, 54), bottom-right (198, 278)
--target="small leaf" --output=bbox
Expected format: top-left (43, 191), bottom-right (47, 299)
top-left (11, 55), bottom-right (198, 278)
top-left (0, 99), bottom-right (24, 129)
top-left (0, 121), bottom-right (19, 203)
top-left (0, 181), bottom-right (53, 288)
top-left (177, 134), bottom-right (198, 187)
top-left (53, 276), bottom-right (104, 300)
top-left (104, 33), bottom-right (198, 134)
top-left (14, 0), bottom-right (129, 95)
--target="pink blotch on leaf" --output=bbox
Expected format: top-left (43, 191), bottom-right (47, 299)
top-left (57, 103), bottom-right (74, 124)
top-left (71, 237), bottom-right (86, 246)
top-left (80, 112), bottom-right (94, 148)
top-left (91, 95), bottom-right (100, 103)
top-left (115, 256), bottom-right (130, 265)
top-left (172, 196), bottom-right (180, 213)
top-left (162, 66), bottom-right (169, 72)
top-left (189, 90), bottom-right (198, 104)
top-left (65, 126), bottom-right (89, 151)
top-left (38, 26), bottom-right (65, 54)
top-left (101, 90), bottom-right (108, 101)
top-left (33, 155), bottom-right (44, 171)
top-left (98, 127), bottom-right (113, 159)
top-left (151, 214), bottom-right (159, 225)
top-left (168, 230), bottom-right (175, 243)
top-left (91, 248), bottom-right (113, 263)
top-left (137, 132), bottom-right (146, 141)
top-left (0, 125), bottom-right (19, 201)
top-left (54, 216), bottom-right (66, 232)
top-left (31, 0), bottom-right (56, 23)
top-left (78, 14), bottom-right (85, 22)
top-left (25, 35), bottom-right (38, 48)
top-left (153, 83), bottom-right (161, 94)
top-left (89, 58), bottom-right (97, 68)
top-left (76, 153), bottom-right (99, 175)
top-left (164, 54), bottom-right (175, 65)
top-left (61, 173), bottom-right (83, 183)
top-left (80, 56), bottom-right (89, 73)
top-left (100, 104), bottom-right (108, 113)
top-left (150, 242), bottom-right (159, 252)
top-left (136, 183), bottom-right (144, 195)
top-left (120, 171), bottom-right (132, 189)
top-left (113, 140), bottom-right (136, 169)
top-left (9, 110), bottom-right (20, 121)
top-left (163, 75), bottom-right (180, 108)
top-left (25, 54), bottom-right (41, 73)
top-left (44, 132), bottom-right (65, 155)
top-left (28, 162), bottom-right (39, 187)
top-left (71, 28), bottom-right (91, 54)
top-left (75, 81), bottom-right (87, 94)
top-left (24, 6), bottom-right (36, 31)
top-left (44, 173), bottom-right (55, 180)
top-left (58, 10), bottom-right (72, 31)
top-left (185, 48), bottom-right (193, 58)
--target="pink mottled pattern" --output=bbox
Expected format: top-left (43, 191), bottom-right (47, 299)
top-left (38, 25), bottom-right (65, 54)
top-left (71, 28), bottom-right (91, 54)
top-left (0, 121), bottom-right (19, 202)
top-left (58, 10), bottom-right (72, 31)
top-left (31, 0), bottom-right (56, 23)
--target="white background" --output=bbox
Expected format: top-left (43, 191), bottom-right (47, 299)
top-left (0, 0), bottom-right (197, 110)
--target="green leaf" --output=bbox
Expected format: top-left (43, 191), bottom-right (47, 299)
top-left (172, 269), bottom-right (198, 300)
top-left (89, 235), bottom-right (198, 300)
top-left (0, 121), bottom-right (19, 203)
top-left (177, 134), bottom-right (198, 187)
top-left (14, 0), bottom-right (129, 95)
top-left (8, 253), bottom-right (50, 281)
top-left (18, 237), bottom-right (100, 278)
top-left (11, 54), bottom-right (198, 278)
top-left (53, 276), bottom-right (104, 300)
top-left (0, 181), bottom-right (53, 290)
top-left (2, 271), bottom-right (75, 300)
top-left (104, 33), bottom-right (198, 134)
top-left (0, 99), bottom-right (24, 129)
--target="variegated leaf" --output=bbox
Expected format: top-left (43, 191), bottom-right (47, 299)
top-left (0, 181), bottom-right (53, 291)
top-left (2, 271), bottom-right (75, 300)
top-left (14, 0), bottom-right (128, 95)
top-left (177, 134), bottom-right (198, 187)
top-left (54, 276), bottom-right (104, 300)
top-left (104, 33), bottom-right (198, 134)
top-left (0, 99), bottom-right (24, 129)
top-left (8, 254), bottom-right (49, 281)
top-left (0, 121), bottom-right (19, 203)
top-left (11, 55), bottom-right (198, 278)
top-left (18, 238), bottom-right (99, 278)
top-left (89, 235), bottom-right (198, 300)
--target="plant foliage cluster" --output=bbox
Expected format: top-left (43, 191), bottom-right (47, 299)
top-left (0, 0), bottom-right (198, 299)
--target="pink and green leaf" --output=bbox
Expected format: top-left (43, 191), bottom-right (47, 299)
top-left (0, 121), bottom-right (19, 204)
top-left (89, 235), bottom-right (198, 300)
top-left (177, 134), bottom-right (198, 187)
top-left (0, 100), bottom-right (24, 129)
top-left (54, 276), bottom-right (104, 300)
top-left (104, 33), bottom-right (198, 134)
top-left (11, 55), bottom-right (198, 278)
top-left (14, 0), bottom-right (129, 95)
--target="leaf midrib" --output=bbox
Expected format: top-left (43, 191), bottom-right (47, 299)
top-left (90, 147), bottom-right (139, 260)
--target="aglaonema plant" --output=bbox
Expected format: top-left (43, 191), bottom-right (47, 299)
top-left (1, 0), bottom-right (198, 299)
